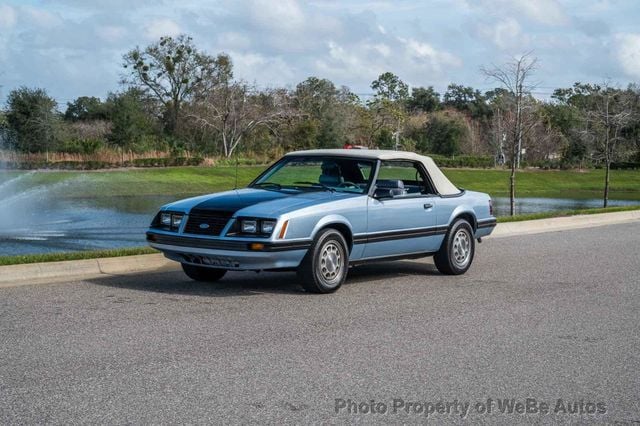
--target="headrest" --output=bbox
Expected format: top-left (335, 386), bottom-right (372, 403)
top-left (375, 179), bottom-right (405, 189)
top-left (321, 161), bottom-right (340, 175)
top-left (319, 174), bottom-right (344, 186)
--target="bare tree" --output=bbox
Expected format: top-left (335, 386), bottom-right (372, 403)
top-left (123, 35), bottom-right (232, 134)
top-left (188, 82), bottom-right (293, 157)
top-left (482, 53), bottom-right (538, 216)
top-left (578, 84), bottom-right (634, 207)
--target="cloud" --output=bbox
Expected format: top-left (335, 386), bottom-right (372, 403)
top-left (459, 0), bottom-right (568, 26)
top-left (615, 33), bottom-right (640, 79)
top-left (230, 51), bottom-right (297, 87)
top-left (144, 18), bottom-right (181, 40)
top-left (96, 25), bottom-right (128, 43)
top-left (0, 4), bottom-right (17, 29)
top-left (0, 0), bottom-right (638, 105)
top-left (473, 17), bottom-right (527, 50)
top-left (574, 17), bottom-right (610, 38)
top-left (217, 32), bottom-right (252, 50)
top-left (314, 35), bottom-right (461, 90)
top-left (510, 0), bottom-right (568, 26)
top-left (22, 6), bottom-right (63, 29)
top-left (246, 0), bottom-right (305, 31)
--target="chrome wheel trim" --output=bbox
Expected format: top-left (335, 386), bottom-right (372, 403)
top-left (318, 241), bottom-right (342, 284)
top-left (451, 228), bottom-right (472, 268)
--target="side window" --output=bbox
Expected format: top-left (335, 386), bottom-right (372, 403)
top-left (358, 162), bottom-right (373, 180)
top-left (376, 161), bottom-right (434, 195)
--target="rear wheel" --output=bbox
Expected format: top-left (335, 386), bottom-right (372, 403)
top-left (297, 229), bottom-right (349, 293)
top-left (181, 263), bottom-right (227, 282)
top-left (434, 219), bottom-right (475, 275)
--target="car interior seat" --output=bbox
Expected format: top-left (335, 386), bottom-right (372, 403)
top-left (319, 161), bottom-right (345, 186)
top-left (374, 179), bottom-right (406, 197)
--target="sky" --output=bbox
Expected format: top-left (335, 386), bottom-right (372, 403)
top-left (0, 0), bottom-right (639, 107)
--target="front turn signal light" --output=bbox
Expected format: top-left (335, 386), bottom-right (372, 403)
top-left (278, 220), bottom-right (289, 239)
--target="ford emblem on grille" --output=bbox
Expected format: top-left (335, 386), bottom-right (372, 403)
top-left (199, 223), bottom-right (210, 229)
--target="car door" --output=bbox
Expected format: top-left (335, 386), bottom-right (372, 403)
top-left (363, 160), bottom-right (442, 259)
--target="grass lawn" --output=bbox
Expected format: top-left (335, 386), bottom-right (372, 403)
top-left (443, 168), bottom-right (640, 200)
top-left (2, 166), bottom-right (639, 200)
top-left (1, 165), bottom-right (639, 266)
top-left (0, 166), bottom-right (265, 198)
top-left (0, 247), bottom-right (157, 267)
top-left (1, 204), bottom-right (638, 266)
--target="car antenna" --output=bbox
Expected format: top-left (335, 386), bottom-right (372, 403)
top-left (234, 148), bottom-right (239, 189)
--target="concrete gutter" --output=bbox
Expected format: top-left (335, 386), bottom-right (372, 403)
top-left (0, 209), bottom-right (639, 288)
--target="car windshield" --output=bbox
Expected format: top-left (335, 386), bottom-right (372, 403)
top-left (250, 156), bottom-right (375, 194)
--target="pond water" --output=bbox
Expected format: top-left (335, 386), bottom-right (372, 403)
top-left (490, 196), bottom-right (638, 216)
top-left (0, 172), bottom-right (637, 256)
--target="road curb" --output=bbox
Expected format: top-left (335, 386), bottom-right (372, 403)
top-left (0, 210), bottom-right (638, 288)
top-left (0, 254), bottom-right (177, 288)
top-left (490, 209), bottom-right (640, 238)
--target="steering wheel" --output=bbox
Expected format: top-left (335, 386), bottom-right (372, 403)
top-left (337, 181), bottom-right (360, 189)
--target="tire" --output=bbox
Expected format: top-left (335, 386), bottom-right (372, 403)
top-left (297, 228), bottom-right (349, 293)
top-left (181, 263), bottom-right (227, 282)
top-left (434, 219), bottom-right (475, 275)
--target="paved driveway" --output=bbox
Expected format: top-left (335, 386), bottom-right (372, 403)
top-left (1, 223), bottom-right (639, 424)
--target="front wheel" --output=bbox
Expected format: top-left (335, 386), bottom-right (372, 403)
top-left (181, 263), bottom-right (227, 282)
top-left (297, 229), bottom-right (349, 293)
top-left (434, 219), bottom-right (475, 275)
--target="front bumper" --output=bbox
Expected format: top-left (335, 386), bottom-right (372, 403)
top-left (147, 231), bottom-right (309, 271)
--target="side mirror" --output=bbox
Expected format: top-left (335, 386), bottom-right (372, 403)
top-left (373, 186), bottom-right (394, 199)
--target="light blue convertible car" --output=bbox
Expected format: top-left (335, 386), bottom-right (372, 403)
top-left (147, 149), bottom-right (496, 293)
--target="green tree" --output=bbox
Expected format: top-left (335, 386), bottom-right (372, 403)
top-left (105, 88), bottom-right (159, 149)
top-left (369, 72), bottom-right (409, 149)
top-left (371, 72), bottom-right (409, 102)
top-left (443, 84), bottom-right (491, 119)
top-left (294, 77), bottom-right (342, 148)
top-left (64, 96), bottom-right (108, 121)
top-left (373, 128), bottom-right (393, 149)
top-left (0, 110), bottom-right (14, 151)
top-left (6, 87), bottom-right (60, 152)
top-left (123, 34), bottom-right (232, 134)
top-left (424, 111), bottom-right (468, 156)
top-left (407, 86), bottom-right (440, 113)
top-left (285, 118), bottom-right (319, 151)
top-left (294, 77), bottom-right (339, 118)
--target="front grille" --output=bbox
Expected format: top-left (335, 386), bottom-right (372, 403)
top-left (184, 210), bottom-right (234, 236)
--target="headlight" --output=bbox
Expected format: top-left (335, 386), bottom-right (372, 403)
top-left (158, 212), bottom-right (182, 230)
top-left (241, 219), bottom-right (258, 233)
top-left (261, 220), bottom-right (276, 234)
top-left (171, 214), bottom-right (183, 228)
top-left (161, 213), bottom-right (172, 226)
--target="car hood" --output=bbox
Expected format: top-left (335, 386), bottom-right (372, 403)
top-left (162, 188), bottom-right (361, 217)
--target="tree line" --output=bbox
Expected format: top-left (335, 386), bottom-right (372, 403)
top-left (1, 35), bottom-right (639, 208)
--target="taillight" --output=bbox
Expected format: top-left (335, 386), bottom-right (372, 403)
top-left (489, 199), bottom-right (494, 216)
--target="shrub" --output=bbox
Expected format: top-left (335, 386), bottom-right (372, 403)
top-left (429, 154), bottom-right (494, 168)
top-left (611, 162), bottom-right (640, 170)
top-left (59, 138), bottom-right (105, 155)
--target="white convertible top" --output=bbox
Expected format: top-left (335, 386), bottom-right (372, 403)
top-left (286, 149), bottom-right (461, 196)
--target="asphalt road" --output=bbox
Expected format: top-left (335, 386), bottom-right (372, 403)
top-left (1, 223), bottom-right (639, 424)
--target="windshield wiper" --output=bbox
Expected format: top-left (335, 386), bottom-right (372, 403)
top-left (293, 181), bottom-right (336, 192)
top-left (252, 182), bottom-right (282, 190)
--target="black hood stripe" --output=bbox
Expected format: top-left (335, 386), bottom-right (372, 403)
top-left (191, 189), bottom-right (289, 215)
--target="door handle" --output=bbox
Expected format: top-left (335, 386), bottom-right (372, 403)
top-left (423, 203), bottom-right (433, 209)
